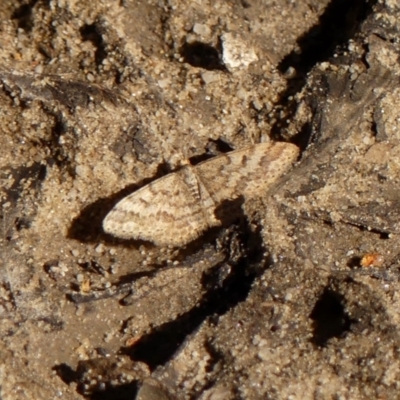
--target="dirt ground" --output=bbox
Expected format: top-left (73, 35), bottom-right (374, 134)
top-left (1, 0), bottom-right (400, 399)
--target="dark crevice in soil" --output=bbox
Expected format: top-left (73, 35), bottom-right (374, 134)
top-left (53, 363), bottom-right (79, 385)
top-left (289, 121), bottom-right (313, 153)
top-left (343, 220), bottom-right (391, 239)
top-left (270, 0), bottom-right (377, 142)
top-left (189, 138), bottom-right (235, 165)
top-left (310, 287), bottom-right (353, 346)
top-left (279, 0), bottom-right (376, 79)
top-left (80, 22), bottom-right (108, 66)
top-left (55, 362), bottom-right (139, 400)
top-left (180, 41), bottom-right (226, 71)
top-left (121, 222), bottom-right (265, 370)
top-left (11, 0), bottom-right (40, 32)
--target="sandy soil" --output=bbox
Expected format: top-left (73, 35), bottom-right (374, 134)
top-left (1, 1), bottom-right (400, 399)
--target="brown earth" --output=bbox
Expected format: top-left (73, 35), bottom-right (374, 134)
top-left (1, 1), bottom-right (400, 399)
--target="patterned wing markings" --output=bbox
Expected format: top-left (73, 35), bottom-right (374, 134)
top-left (103, 167), bottom-right (219, 246)
top-left (195, 142), bottom-right (300, 203)
top-left (103, 142), bottom-right (299, 246)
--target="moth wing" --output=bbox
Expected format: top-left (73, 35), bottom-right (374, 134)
top-left (103, 171), bottom-right (209, 246)
top-left (195, 142), bottom-right (299, 203)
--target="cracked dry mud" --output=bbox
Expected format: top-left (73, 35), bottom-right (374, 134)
top-left (1, 1), bottom-right (400, 399)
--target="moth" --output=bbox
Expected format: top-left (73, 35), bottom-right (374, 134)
top-left (103, 142), bottom-right (299, 246)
